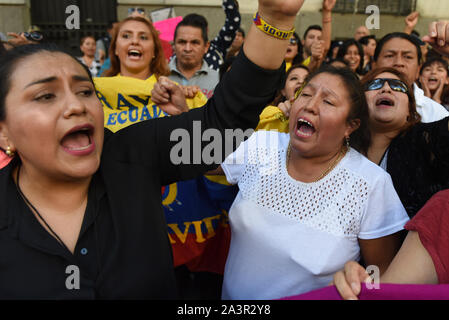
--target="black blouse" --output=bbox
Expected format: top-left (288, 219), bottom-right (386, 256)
top-left (386, 117), bottom-right (449, 218)
top-left (0, 52), bottom-right (284, 299)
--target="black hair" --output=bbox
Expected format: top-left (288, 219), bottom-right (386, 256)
top-left (411, 30), bottom-right (420, 38)
top-left (358, 35), bottom-right (376, 46)
top-left (327, 58), bottom-right (350, 68)
top-left (326, 40), bottom-right (344, 61)
top-left (0, 42), bottom-right (6, 57)
top-left (271, 64), bottom-right (310, 105)
top-left (174, 13), bottom-right (208, 43)
top-left (374, 32), bottom-right (423, 64)
top-left (336, 39), bottom-right (364, 75)
top-left (420, 57), bottom-right (449, 75)
top-left (303, 25), bottom-right (322, 40)
top-left (304, 65), bottom-right (371, 154)
top-left (236, 28), bottom-right (245, 38)
top-left (0, 43), bottom-right (94, 121)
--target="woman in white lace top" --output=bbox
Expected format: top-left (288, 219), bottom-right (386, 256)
top-left (220, 66), bottom-right (410, 300)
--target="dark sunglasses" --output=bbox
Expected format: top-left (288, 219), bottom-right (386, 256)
top-left (365, 78), bottom-right (409, 94)
top-left (289, 38), bottom-right (298, 45)
top-left (128, 7), bottom-right (145, 15)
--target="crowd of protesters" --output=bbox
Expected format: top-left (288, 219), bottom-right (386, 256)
top-left (0, 0), bottom-right (448, 300)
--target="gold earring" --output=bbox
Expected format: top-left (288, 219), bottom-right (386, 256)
top-left (5, 146), bottom-right (15, 157)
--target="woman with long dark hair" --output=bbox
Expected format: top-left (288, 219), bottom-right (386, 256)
top-left (361, 67), bottom-right (448, 218)
top-left (336, 39), bottom-right (364, 77)
top-left (0, 0), bottom-right (302, 299)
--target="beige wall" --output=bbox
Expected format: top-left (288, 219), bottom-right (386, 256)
top-left (117, 0), bottom-right (448, 41)
top-left (1, 0), bottom-right (448, 41)
top-left (0, 1), bottom-right (29, 35)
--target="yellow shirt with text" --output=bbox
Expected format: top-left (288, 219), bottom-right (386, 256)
top-left (94, 75), bottom-right (208, 133)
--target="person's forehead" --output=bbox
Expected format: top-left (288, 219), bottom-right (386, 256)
top-left (375, 72), bottom-right (400, 80)
top-left (426, 61), bottom-right (446, 69)
top-left (11, 52), bottom-right (89, 86)
top-left (120, 20), bottom-right (151, 34)
top-left (356, 27), bottom-right (368, 34)
top-left (306, 29), bottom-right (322, 38)
top-left (346, 45), bottom-right (359, 52)
top-left (289, 68), bottom-right (308, 77)
top-left (381, 38), bottom-right (417, 55)
top-left (176, 26), bottom-right (204, 41)
top-left (306, 73), bottom-right (347, 99)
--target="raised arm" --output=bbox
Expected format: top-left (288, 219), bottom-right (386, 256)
top-left (404, 12), bottom-right (419, 35)
top-left (209, 0), bottom-right (242, 59)
top-left (109, 0), bottom-right (305, 186)
top-left (321, 0), bottom-right (336, 54)
top-left (422, 20), bottom-right (449, 57)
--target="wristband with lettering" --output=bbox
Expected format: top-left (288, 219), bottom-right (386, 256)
top-left (253, 12), bottom-right (295, 40)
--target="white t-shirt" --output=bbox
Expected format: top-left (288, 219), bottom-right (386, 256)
top-left (414, 83), bottom-right (449, 123)
top-left (221, 131), bottom-right (409, 300)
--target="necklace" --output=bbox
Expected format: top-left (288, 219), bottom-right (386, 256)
top-left (15, 164), bottom-right (72, 253)
top-left (286, 142), bottom-right (348, 182)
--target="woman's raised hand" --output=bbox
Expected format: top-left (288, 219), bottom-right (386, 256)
top-left (258, 0), bottom-right (305, 24)
top-left (151, 76), bottom-right (189, 116)
top-left (278, 99), bottom-right (293, 118)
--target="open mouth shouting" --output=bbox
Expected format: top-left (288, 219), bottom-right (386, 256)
top-left (127, 48), bottom-right (143, 61)
top-left (61, 124), bottom-right (96, 156)
top-left (375, 96), bottom-right (395, 108)
top-left (296, 117), bottom-right (316, 138)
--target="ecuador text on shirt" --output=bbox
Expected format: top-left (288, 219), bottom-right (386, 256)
top-left (94, 75), bottom-right (208, 133)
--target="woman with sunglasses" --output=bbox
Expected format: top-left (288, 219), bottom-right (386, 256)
top-left (333, 68), bottom-right (449, 299)
top-left (219, 65), bottom-right (409, 300)
top-left (361, 67), bottom-right (449, 219)
top-left (328, 20), bottom-right (449, 301)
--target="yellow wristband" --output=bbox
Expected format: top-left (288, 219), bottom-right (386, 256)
top-left (253, 12), bottom-right (295, 40)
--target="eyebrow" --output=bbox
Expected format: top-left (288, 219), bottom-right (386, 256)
top-left (25, 75), bottom-right (92, 89)
top-left (120, 29), bottom-right (149, 35)
top-left (384, 49), bottom-right (415, 55)
top-left (306, 83), bottom-right (339, 99)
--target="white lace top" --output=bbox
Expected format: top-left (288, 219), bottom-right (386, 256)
top-left (221, 131), bottom-right (409, 300)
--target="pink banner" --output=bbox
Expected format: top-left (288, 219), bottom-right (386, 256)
top-left (281, 284), bottom-right (449, 300)
top-left (153, 17), bottom-right (183, 42)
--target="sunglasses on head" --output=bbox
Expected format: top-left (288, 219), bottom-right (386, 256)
top-left (23, 32), bottom-right (43, 42)
top-left (365, 78), bottom-right (409, 94)
top-left (128, 7), bottom-right (145, 15)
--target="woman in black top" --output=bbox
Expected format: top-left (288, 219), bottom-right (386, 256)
top-left (362, 67), bottom-right (449, 218)
top-left (0, 0), bottom-right (305, 299)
